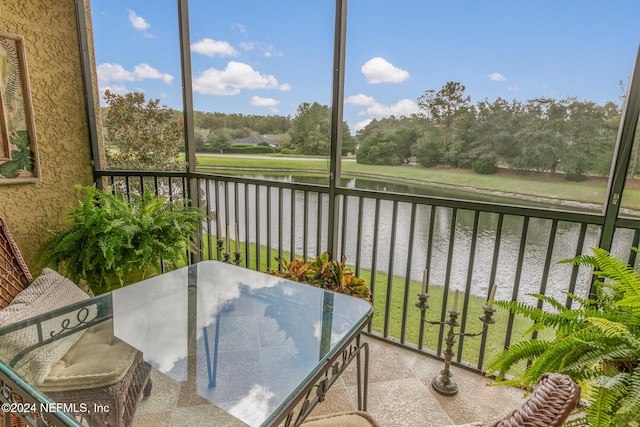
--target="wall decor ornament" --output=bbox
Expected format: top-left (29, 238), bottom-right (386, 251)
top-left (0, 31), bottom-right (40, 184)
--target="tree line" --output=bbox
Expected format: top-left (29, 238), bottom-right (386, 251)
top-left (357, 82), bottom-right (627, 180)
top-left (101, 86), bottom-right (639, 180)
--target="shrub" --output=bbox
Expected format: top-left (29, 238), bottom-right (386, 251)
top-left (266, 252), bottom-right (372, 304)
top-left (472, 158), bottom-right (498, 174)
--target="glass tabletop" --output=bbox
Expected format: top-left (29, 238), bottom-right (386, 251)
top-left (0, 261), bottom-right (373, 427)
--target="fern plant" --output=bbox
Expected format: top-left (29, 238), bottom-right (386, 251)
top-left (35, 185), bottom-right (205, 295)
top-left (485, 247), bottom-right (640, 426)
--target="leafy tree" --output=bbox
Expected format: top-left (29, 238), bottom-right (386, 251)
top-left (467, 98), bottom-right (521, 166)
top-left (355, 125), bottom-right (421, 165)
top-left (413, 135), bottom-right (441, 167)
top-left (288, 102), bottom-right (331, 155)
top-left (341, 123), bottom-right (357, 155)
top-left (418, 82), bottom-right (470, 152)
top-left (207, 128), bottom-right (233, 153)
top-left (288, 102), bottom-right (354, 156)
top-left (507, 98), bottom-right (567, 173)
top-left (356, 132), bottom-right (399, 165)
top-left (563, 100), bottom-right (615, 180)
top-left (104, 90), bottom-right (183, 171)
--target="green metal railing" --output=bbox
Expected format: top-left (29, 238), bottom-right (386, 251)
top-left (99, 169), bottom-right (640, 374)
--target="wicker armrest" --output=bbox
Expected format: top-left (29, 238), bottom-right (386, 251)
top-left (489, 373), bottom-right (581, 427)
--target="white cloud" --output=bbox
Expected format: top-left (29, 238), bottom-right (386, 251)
top-left (489, 72), bottom-right (506, 81)
top-left (128, 10), bottom-right (150, 31)
top-left (240, 42), bottom-right (255, 51)
top-left (346, 94), bottom-right (419, 118)
top-left (260, 43), bottom-right (283, 58)
top-left (97, 63), bottom-right (173, 88)
top-left (353, 119), bottom-right (373, 132)
top-left (132, 64), bottom-right (173, 84)
top-left (508, 84), bottom-right (520, 92)
top-left (191, 38), bottom-right (238, 57)
top-left (251, 96), bottom-right (279, 107)
top-left (361, 57), bottom-right (409, 84)
top-left (345, 94), bottom-right (376, 106)
top-left (192, 61), bottom-right (287, 96)
top-left (100, 84), bottom-right (128, 96)
top-left (238, 41), bottom-right (282, 57)
top-left (366, 98), bottom-right (420, 117)
top-left (251, 96), bottom-right (280, 112)
top-left (233, 23), bottom-right (248, 36)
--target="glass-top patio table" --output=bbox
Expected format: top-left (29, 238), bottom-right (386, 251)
top-left (0, 261), bottom-right (373, 427)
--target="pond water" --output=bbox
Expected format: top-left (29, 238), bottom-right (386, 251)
top-left (209, 173), bottom-right (636, 303)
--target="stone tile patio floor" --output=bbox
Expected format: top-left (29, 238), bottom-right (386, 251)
top-left (133, 336), bottom-right (527, 427)
top-left (307, 336), bottom-right (527, 427)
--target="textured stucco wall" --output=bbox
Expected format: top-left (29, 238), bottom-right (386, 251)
top-left (0, 0), bottom-right (99, 270)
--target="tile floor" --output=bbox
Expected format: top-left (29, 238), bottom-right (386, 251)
top-left (132, 336), bottom-right (527, 427)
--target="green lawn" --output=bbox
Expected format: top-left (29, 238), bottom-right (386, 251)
top-left (194, 154), bottom-right (640, 212)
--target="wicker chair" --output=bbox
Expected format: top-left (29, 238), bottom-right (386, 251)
top-left (488, 373), bottom-right (581, 427)
top-left (0, 216), bottom-right (152, 427)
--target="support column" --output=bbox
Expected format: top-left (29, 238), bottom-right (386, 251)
top-left (599, 45), bottom-right (640, 255)
top-left (327, 0), bottom-right (348, 259)
top-left (177, 0), bottom-right (201, 263)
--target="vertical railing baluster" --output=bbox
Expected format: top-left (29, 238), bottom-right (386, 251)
top-left (531, 219), bottom-right (558, 341)
top-left (267, 186), bottom-right (273, 270)
top-left (367, 198), bottom-right (381, 333)
top-left (204, 179), bottom-right (213, 260)
top-left (383, 201), bottom-right (399, 339)
top-left (419, 205), bottom-right (437, 349)
top-left (566, 222), bottom-right (588, 308)
top-left (290, 189), bottom-right (296, 261)
top-left (316, 193), bottom-right (323, 255)
top-left (243, 183), bottom-right (250, 267)
top-left (340, 195), bottom-right (349, 258)
top-left (400, 203), bottom-right (417, 344)
top-left (168, 176), bottom-right (175, 202)
top-left (214, 179), bottom-right (222, 261)
top-left (234, 181), bottom-right (240, 241)
top-left (254, 184), bottom-right (261, 271)
top-left (355, 196), bottom-right (364, 279)
top-left (303, 191), bottom-right (309, 261)
top-left (628, 228), bottom-right (640, 266)
top-left (438, 207), bottom-right (458, 356)
top-left (125, 176), bottom-right (131, 199)
top-left (477, 212), bottom-right (504, 369)
top-left (457, 210), bottom-right (480, 361)
top-left (224, 181), bottom-right (230, 256)
top-left (504, 216), bottom-right (529, 348)
top-left (278, 188), bottom-right (283, 265)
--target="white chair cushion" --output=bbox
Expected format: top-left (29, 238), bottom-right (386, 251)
top-left (39, 319), bottom-right (138, 391)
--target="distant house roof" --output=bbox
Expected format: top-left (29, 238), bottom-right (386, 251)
top-left (232, 135), bottom-right (279, 146)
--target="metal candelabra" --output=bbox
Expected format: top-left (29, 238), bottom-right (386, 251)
top-left (216, 238), bottom-right (242, 266)
top-left (417, 289), bottom-right (497, 396)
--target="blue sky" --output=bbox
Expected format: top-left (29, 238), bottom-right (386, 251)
top-left (91, 1), bottom-right (640, 133)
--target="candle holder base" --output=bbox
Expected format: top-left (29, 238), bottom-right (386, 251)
top-left (431, 372), bottom-right (458, 396)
